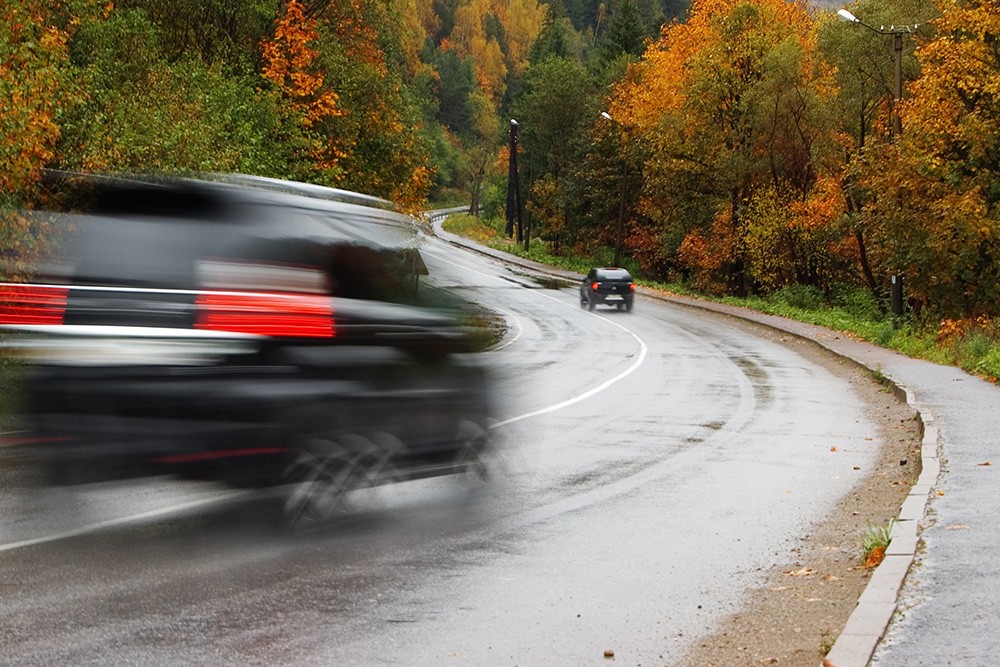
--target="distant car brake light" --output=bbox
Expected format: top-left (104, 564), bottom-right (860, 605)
top-left (591, 282), bottom-right (599, 291)
top-left (195, 292), bottom-right (334, 338)
top-left (630, 283), bottom-right (636, 291)
top-left (0, 284), bottom-right (69, 325)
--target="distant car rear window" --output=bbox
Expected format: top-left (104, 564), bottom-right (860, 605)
top-left (597, 269), bottom-right (631, 280)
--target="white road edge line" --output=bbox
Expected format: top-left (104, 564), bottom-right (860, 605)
top-left (491, 290), bottom-right (648, 428)
top-left (422, 242), bottom-right (649, 427)
top-left (0, 492), bottom-right (246, 553)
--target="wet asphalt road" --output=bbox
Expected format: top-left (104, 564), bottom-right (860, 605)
top-left (0, 233), bottom-right (891, 665)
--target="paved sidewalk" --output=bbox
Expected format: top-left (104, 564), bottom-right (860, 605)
top-left (429, 224), bottom-right (1000, 666)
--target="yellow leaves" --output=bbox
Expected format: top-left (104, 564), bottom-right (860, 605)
top-left (0, 0), bottom-right (75, 198)
top-left (447, 0), bottom-right (546, 108)
top-left (261, 0), bottom-right (346, 174)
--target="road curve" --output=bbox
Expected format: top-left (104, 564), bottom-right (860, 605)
top-left (0, 230), bottom-right (894, 665)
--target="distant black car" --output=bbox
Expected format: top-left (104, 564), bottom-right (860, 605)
top-left (0, 175), bottom-right (493, 525)
top-left (580, 268), bottom-right (635, 312)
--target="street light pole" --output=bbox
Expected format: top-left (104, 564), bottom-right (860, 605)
top-left (893, 31), bottom-right (903, 137)
top-left (505, 118), bottom-right (523, 241)
top-left (838, 8), bottom-right (919, 316)
top-left (836, 8), bottom-right (917, 139)
top-left (601, 112), bottom-right (627, 267)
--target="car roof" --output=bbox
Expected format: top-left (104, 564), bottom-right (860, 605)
top-left (594, 268), bottom-right (631, 279)
top-left (23, 173), bottom-right (424, 290)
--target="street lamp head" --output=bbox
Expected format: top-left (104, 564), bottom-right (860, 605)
top-left (509, 118), bottom-right (518, 127)
top-left (837, 8), bottom-right (859, 23)
top-left (600, 111), bottom-right (614, 122)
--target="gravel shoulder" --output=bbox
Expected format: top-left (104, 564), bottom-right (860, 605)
top-left (678, 318), bottom-right (922, 666)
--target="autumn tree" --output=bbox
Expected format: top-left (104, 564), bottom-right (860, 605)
top-left (514, 56), bottom-right (600, 249)
top-left (0, 0), bottom-right (80, 281)
top-left (604, 0), bottom-right (838, 292)
top-left (261, 0), bottom-right (346, 180)
top-left (860, 0), bottom-right (1000, 317)
top-left (0, 1), bottom-right (76, 207)
top-left (818, 0), bottom-right (936, 304)
top-left (446, 0), bottom-right (547, 108)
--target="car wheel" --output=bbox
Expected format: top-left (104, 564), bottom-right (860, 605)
top-left (282, 435), bottom-right (395, 527)
top-left (451, 421), bottom-right (492, 486)
top-left (588, 297), bottom-right (595, 311)
top-left (625, 300), bottom-right (634, 312)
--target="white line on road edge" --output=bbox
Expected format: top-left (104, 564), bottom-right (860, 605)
top-left (491, 290), bottom-right (648, 428)
top-left (423, 242), bottom-right (649, 428)
top-left (0, 492), bottom-right (247, 553)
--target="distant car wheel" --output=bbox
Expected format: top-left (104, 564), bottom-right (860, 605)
top-left (625, 300), bottom-right (634, 312)
top-left (588, 296), bottom-right (595, 311)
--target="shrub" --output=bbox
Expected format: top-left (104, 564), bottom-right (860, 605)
top-left (772, 284), bottom-right (825, 311)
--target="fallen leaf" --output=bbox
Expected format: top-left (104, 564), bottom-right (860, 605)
top-left (783, 567), bottom-right (818, 577)
top-left (768, 585), bottom-right (792, 591)
top-left (822, 574), bottom-right (840, 582)
top-left (945, 524), bottom-right (970, 531)
top-left (603, 649), bottom-right (615, 658)
top-left (864, 546), bottom-right (886, 568)
top-left (978, 461), bottom-right (992, 467)
top-left (830, 446), bottom-right (837, 452)
top-left (936, 490), bottom-right (945, 496)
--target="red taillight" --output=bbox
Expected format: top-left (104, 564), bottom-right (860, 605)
top-left (195, 292), bottom-right (334, 338)
top-left (0, 285), bottom-right (68, 325)
top-left (629, 282), bottom-right (636, 292)
top-left (590, 282), bottom-right (599, 291)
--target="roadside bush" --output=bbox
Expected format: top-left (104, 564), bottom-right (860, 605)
top-left (772, 285), bottom-right (825, 311)
top-left (830, 283), bottom-right (882, 321)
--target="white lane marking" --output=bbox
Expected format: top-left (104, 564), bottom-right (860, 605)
top-left (423, 242), bottom-right (650, 427)
top-left (492, 291), bottom-right (648, 428)
top-left (488, 308), bottom-right (524, 352)
top-left (0, 493), bottom-right (246, 553)
top-left (420, 244), bottom-right (513, 285)
top-left (420, 246), bottom-right (525, 352)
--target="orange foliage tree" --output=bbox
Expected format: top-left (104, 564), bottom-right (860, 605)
top-left (860, 0), bottom-right (1000, 317)
top-left (261, 0), bottom-right (346, 180)
top-left (0, 1), bottom-right (76, 205)
top-left (606, 0), bottom-right (843, 294)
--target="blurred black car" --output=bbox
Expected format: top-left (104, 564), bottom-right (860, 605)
top-left (0, 175), bottom-right (492, 524)
top-left (580, 268), bottom-right (636, 312)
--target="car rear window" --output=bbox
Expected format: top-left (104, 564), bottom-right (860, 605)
top-left (597, 269), bottom-right (631, 281)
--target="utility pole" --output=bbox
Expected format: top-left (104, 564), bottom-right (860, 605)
top-left (505, 119), bottom-right (523, 242)
top-left (838, 8), bottom-right (919, 316)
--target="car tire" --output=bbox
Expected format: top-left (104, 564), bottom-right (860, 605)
top-left (282, 435), bottom-right (393, 527)
top-left (451, 421), bottom-right (492, 486)
top-left (625, 300), bottom-right (634, 312)
top-left (588, 297), bottom-right (595, 311)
